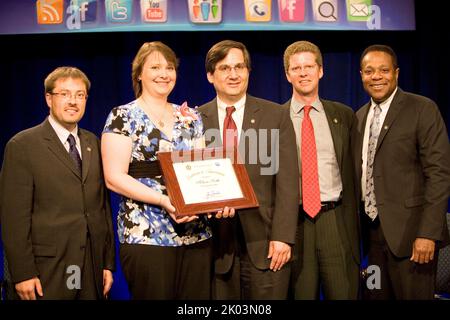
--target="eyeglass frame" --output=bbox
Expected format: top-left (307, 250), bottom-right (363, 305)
top-left (215, 63), bottom-right (248, 75)
top-left (49, 90), bottom-right (88, 101)
top-left (288, 63), bottom-right (319, 74)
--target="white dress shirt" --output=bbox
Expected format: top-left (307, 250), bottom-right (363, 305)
top-left (48, 114), bottom-right (82, 159)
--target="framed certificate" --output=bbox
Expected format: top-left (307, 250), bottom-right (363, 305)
top-left (157, 148), bottom-right (259, 217)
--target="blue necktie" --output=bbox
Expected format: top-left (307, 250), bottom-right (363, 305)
top-left (67, 134), bottom-right (82, 174)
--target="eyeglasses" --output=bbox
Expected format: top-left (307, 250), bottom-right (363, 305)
top-left (216, 63), bottom-right (247, 75)
top-left (50, 91), bottom-right (88, 101)
top-left (289, 64), bottom-right (318, 74)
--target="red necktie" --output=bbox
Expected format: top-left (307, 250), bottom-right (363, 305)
top-left (223, 106), bottom-right (238, 150)
top-left (301, 105), bottom-right (321, 218)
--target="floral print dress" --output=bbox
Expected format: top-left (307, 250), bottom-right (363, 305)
top-left (103, 100), bottom-right (212, 246)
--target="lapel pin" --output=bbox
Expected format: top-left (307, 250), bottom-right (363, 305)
top-left (333, 118), bottom-right (338, 124)
top-left (250, 119), bottom-right (255, 124)
top-left (87, 147), bottom-right (92, 152)
top-left (384, 125), bottom-right (389, 130)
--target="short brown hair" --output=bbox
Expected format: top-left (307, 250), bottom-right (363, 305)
top-left (205, 40), bottom-right (251, 74)
top-left (131, 41), bottom-right (179, 98)
top-left (283, 41), bottom-right (323, 73)
top-left (44, 66), bottom-right (90, 94)
top-left (360, 44), bottom-right (398, 69)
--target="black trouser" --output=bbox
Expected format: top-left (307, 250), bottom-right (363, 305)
top-left (120, 239), bottom-right (212, 300)
top-left (75, 236), bottom-right (100, 300)
top-left (364, 216), bottom-right (437, 300)
top-left (213, 218), bottom-right (291, 300)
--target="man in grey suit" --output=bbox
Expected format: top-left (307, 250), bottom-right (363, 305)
top-left (283, 41), bottom-right (360, 299)
top-left (198, 40), bottom-right (299, 299)
top-left (0, 66), bottom-right (115, 300)
top-left (353, 44), bottom-right (450, 299)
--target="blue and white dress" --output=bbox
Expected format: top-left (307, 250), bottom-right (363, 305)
top-left (103, 100), bottom-right (212, 247)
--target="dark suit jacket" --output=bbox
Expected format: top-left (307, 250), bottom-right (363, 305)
top-left (0, 118), bottom-right (115, 299)
top-left (352, 88), bottom-right (450, 258)
top-left (283, 99), bottom-right (361, 266)
top-left (198, 95), bottom-right (299, 273)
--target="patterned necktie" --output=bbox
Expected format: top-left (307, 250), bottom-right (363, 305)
top-left (365, 104), bottom-right (382, 220)
top-left (67, 134), bottom-right (82, 174)
top-left (301, 105), bottom-right (321, 218)
top-left (223, 106), bottom-right (238, 150)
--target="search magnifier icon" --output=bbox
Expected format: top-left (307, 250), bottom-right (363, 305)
top-left (318, 1), bottom-right (337, 20)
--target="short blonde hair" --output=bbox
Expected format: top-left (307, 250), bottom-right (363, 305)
top-left (283, 41), bottom-right (323, 73)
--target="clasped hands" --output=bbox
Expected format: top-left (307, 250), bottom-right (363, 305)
top-left (159, 194), bottom-right (235, 224)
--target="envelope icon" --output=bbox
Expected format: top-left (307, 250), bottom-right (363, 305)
top-left (350, 3), bottom-right (369, 16)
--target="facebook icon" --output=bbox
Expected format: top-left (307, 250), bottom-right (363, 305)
top-left (66, 0), bottom-right (97, 30)
top-left (278, 0), bottom-right (305, 22)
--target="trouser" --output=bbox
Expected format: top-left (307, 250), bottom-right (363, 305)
top-left (292, 208), bottom-right (359, 300)
top-left (213, 218), bottom-right (291, 300)
top-left (120, 239), bottom-right (212, 300)
top-left (364, 216), bottom-right (437, 300)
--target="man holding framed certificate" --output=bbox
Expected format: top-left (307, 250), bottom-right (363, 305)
top-left (199, 40), bottom-right (300, 300)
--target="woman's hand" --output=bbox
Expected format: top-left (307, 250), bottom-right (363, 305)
top-left (160, 194), bottom-right (199, 224)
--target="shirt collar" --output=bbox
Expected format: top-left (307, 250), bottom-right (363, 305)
top-left (217, 95), bottom-right (246, 112)
top-left (48, 114), bottom-right (79, 144)
top-left (370, 87), bottom-right (398, 110)
top-left (290, 97), bottom-right (323, 114)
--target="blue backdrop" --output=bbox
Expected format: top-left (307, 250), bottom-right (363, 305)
top-left (0, 0), bottom-right (448, 300)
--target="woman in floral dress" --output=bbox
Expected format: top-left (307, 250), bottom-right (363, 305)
top-left (101, 42), bottom-right (212, 299)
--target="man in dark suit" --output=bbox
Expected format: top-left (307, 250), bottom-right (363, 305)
top-left (282, 41), bottom-right (360, 299)
top-left (353, 44), bottom-right (450, 299)
top-left (198, 40), bottom-right (299, 299)
top-left (0, 66), bottom-right (115, 300)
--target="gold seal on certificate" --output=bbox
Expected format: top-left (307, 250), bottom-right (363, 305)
top-left (157, 148), bottom-right (259, 217)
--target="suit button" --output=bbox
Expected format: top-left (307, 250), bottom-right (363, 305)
top-left (80, 245), bottom-right (85, 250)
top-left (85, 212), bottom-right (90, 217)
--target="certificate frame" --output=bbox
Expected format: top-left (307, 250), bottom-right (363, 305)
top-left (157, 148), bottom-right (259, 217)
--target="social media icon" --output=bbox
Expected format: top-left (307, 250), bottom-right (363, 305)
top-left (187, 0), bottom-right (222, 24)
top-left (36, 0), bottom-right (64, 24)
top-left (141, 0), bottom-right (167, 23)
top-left (106, 0), bottom-right (133, 23)
top-left (312, 0), bottom-right (338, 22)
top-left (346, 0), bottom-right (372, 22)
top-left (244, 0), bottom-right (272, 22)
top-left (79, 0), bottom-right (97, 23)
top-left (66, 0), bottom-right (97, 30)
top-left (278, 0), bottom-right (305, 23)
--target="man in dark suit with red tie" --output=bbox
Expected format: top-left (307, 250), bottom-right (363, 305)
top-left (0, 66), bottom-right (115, 300)
top-left (198, 40), bottom-right (299, 299)
top-left (282, 41), bottom-right (360, 299)
top-left (353, 45), bottom-right (450, 299)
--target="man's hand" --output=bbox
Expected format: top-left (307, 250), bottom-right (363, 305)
top-left (267, 241), bottom-right (291, 271)
top-left (15, 277), bottom-right (43, 300)
top-left (103, 269), bottom-right (113, 298)
top-left (410, 237), bottom-right (435, 264)
top-left (208, 206), bottom-right (235, 219)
